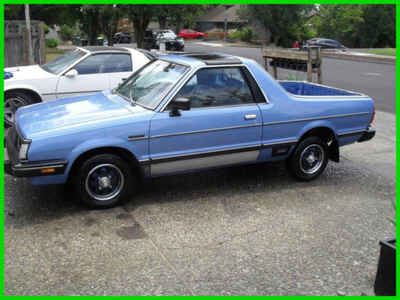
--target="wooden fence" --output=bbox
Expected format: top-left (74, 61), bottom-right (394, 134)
top-left (262, 47), bottom-right (322, 83)
top-left (5, 20), bottom-right (46, 67)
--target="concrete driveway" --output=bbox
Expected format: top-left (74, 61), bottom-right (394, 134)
top-left (4, 108), bottom-right (395, 295)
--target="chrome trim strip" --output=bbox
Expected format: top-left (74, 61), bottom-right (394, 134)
top-left (128, 135), bottom-right (146, 141)
top-left (337, 129), bottom-right (366, 137)
top-left (263, 112), bottom-right (370, 126)
top-left (150, 123), bottom-right (262, 139)
top-left (13, 164), bottom-right (65, 171)
top-left (262, 139), bottom-right (298, 147)
top-left (159, 64), bottom-right (249, 112)
top-left (151, 144), bottom-right (260, 164)
top-left (42, 90), bottom-right (102, 96)
top-left (151, 150), bottom-right (259, 176)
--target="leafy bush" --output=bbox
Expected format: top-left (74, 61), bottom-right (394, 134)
top-left (46, 38), bottom-right (59, 48)
top-left (239, 27), bottom-right (254, 42)
top-left (59, 24), bottom-right (74, 41)
top-left (44, 24), bottom-right (50, 35)
top-left (227, 27), bottom-right (254, 42)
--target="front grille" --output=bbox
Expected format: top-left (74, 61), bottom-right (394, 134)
top-left (6, 126), bottom-right (21, 163)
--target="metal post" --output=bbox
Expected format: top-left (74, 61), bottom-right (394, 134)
top-left (224, 16), bottom-right (227, 42)
top-left (24, 4), bottom-right (34, 65)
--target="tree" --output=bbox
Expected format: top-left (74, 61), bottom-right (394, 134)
top-left (240, 5), bottom-right (314, 47)
top-left (80, 5), bottom-right (101, 45)
top-left (311, 5), bottom-right (364, 48)
top-left (98, 5), bottom-right (123, 46)
top-left (152, 5), bottom-right (208, 32)
top-left (358, 5), bottom-right (395, 48)
top-left (310, 5), bottom-right (395, 48)
top-left (125, 5), bottom-right (156, 48)
top-left (5, 5), bottom-right (81, 26)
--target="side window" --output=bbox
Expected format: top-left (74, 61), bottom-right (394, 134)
top-left (103, 54), bottom-right (132, 73)
top-left (171, 67), bottom-right (254, 109)
top-left (74, 53), bottom-right (132, 75)
top-left (74, 54), bottom-right (109, 75)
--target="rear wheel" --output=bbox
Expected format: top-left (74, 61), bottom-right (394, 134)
top-left (5, 91), bottom-right (35, 128)
top-left (288, 136), bottom-right (328, 181)
top-left (74, 154), bottom-right (135, 208)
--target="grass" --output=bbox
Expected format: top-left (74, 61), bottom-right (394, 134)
top-left (45, 47), bottom-right (67, 63)
top-left (364, 48), bottom-right (396, 56)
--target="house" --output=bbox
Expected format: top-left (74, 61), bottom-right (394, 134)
top-left (195, 5), bottom-right (247, 32)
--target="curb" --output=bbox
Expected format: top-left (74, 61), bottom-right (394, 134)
top-left (321, 52), bottom-right (395, 65)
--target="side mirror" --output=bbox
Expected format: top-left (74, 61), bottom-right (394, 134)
top-left (170, 97), bottom-right (191, 117)
top-left (65, 69), bottom-right (78, 78)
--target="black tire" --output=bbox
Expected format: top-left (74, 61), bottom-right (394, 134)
top-left (73, 154), bottom-right (135, 208)
top-left (5, 91), bottom-right (36, 128)
top-left (288, 136), bottom-right (328, 181)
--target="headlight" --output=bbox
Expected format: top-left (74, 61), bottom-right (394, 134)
top-left (178, 38), bottom-right (184, 44)
top-left (19, 142), bottom-right (30, 161)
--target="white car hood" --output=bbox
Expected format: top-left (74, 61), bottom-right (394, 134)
top-left (5, 65), bottom-right (55, 81)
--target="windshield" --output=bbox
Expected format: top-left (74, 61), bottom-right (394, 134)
top-left (158, 31), bottom-right (177, 39)
top-left (116, 60), bottom-right (188, 109)
top-left (41, 49), bottom-right (86, 74)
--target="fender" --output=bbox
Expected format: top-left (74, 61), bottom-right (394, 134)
top-left (5, 84), bottom-right (43, 101)
top-left (65, 137), bottom-right (141, 176)
top-left (297, 119), bottom-right (338, 141)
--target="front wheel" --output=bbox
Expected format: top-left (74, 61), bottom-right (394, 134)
top-left (5, 91), bottom-right (35, 128)
top-left (74, 154), bottom-right (135, 208)
top-left (288, 136), bottom-right (328, 181)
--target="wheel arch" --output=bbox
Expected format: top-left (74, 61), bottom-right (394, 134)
top-left (297, 124), bottom-right (340, 162)
top-left (5, 87), bottom-right (42, 103)
top-left (68, 146), bottom-right (143, 183)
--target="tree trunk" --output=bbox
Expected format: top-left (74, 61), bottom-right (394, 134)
top-left (24, 4), bottom-right (34, 65)
top-left (88, 9), bottom-right (99, 45)
top-left (158, 15), bottom-right (167, 29)
top-left (273, 34), bottom-right (280, 46)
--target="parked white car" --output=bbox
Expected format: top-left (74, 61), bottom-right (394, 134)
top-left (4, 46), bottom-right (152, 127)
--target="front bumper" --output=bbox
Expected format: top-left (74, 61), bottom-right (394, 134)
top-left (358, 126), bottom-right (376, 143)
top-left (5, 155), bottom-right (68, 177)
top-left (5, 128), bottom-right (68, 177)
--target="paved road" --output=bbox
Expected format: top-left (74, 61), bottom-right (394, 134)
top-left (184, 41), bottom-right (396, 114)
top-left (4, 42), bottom-right (396, 295)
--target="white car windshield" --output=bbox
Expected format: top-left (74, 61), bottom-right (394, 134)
top-left (116, 59), bottom-right (188, 109)
top-left (158, 31), bottom-right (177, 39)
top-left (41, 49), bottom-right (86, 74)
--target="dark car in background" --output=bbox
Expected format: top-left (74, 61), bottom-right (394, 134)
top-left (112, 32), bottom-right (132, 44)
top-left (301, 38), bottom-right (346, 51)
top-left (143, 29), bottom-right (185, 51)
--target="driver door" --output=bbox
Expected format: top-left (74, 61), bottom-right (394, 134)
top-left (56, 53), bottom-right (112, 99)
top-left (149, 67), bottom-right (263, 176)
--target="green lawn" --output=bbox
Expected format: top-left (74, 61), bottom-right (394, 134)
top-left (364, 48), bottom-right (396, 56)
top-left (45, 47), bottom-right (67, 63)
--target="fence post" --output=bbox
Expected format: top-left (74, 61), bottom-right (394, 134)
top-left (307, 48), bottom-right (312, 82)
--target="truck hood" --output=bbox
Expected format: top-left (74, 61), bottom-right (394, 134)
top-left (16, 91), bottom-right (147, 138)
top-left (4, 65), bottom-right (55, 81)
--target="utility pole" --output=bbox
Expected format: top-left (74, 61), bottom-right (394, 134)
top-left (224, 15), bottom-right (227, 42)
top-left (25, 4), bottom-right (34, 65)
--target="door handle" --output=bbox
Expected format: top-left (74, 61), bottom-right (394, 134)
top-left (244, 114), bottom-right (257, 120)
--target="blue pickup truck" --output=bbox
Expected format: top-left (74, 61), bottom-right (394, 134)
top-left (5, 53), bottom-right (375, 208)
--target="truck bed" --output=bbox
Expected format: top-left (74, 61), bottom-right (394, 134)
top-left (279, 81), bottom-right (361, 97)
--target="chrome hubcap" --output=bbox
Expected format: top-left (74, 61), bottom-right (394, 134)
top-left (85, 164), bottom-right (124, 201)
top-left (300, 144), bottom-right (324, 175)
top-left (5, 97), bottom-right (27, 125)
